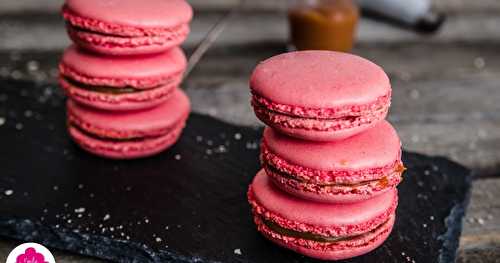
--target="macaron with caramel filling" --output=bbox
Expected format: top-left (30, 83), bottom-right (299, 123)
top-left (62, 0), bottom-right (192, 55)
top-left (261, 120), bottom-right (404, 203)
top-left (59, 45), bottom-right (186, 111)
top-left (251, 51), bottom-right (391, 141)
top-left (248, 170), bottom-right (398, 260)
top-left (67, 89), bottom-right (190, 159)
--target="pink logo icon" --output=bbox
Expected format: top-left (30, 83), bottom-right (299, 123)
top-left (16, 247), bottom-right (48, 263)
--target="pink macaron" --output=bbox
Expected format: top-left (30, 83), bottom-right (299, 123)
top-left (248, 170), bottom-right (397, 261)
top-left (67, 89), bottom-right (190, 159)
top-left (62, 0), bottom-right (192, 55)
top-left (59, 45), bottom-right (186, 111)
top-left (250, 51), bottom-right (391, 141)
top-left (261, 120), bottom-right (404, 203)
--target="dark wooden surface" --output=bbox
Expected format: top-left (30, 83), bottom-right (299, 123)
top-left (0, 0), bottom-right (499, 262)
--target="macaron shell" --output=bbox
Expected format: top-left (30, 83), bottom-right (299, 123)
top-left (260, 215), bottom-right (395, 261)
top-left (67, 89), bottom-right (190, 139)
top-left (60, 45), bottom-right (187, 88)
top-left (251, 170), bottom-right (397, 229)
top-left (264, 121), bottom-right (401, 172)
top-left (250, 51), bottom-right (390, 109)
top-left (69, 121), bottom-right (185, 159)
top-left (65, 0), bottom-right (193, 29)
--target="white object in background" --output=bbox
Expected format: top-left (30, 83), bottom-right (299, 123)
top-left (356, 0), bottom-right (444, 32)
top-left (357, 0), bottom-right (430, 24)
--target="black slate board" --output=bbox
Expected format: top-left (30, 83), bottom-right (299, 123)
top-left (0, 79), bottom-right (471, 263)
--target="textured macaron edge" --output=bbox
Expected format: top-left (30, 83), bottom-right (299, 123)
top-left (67, 104), bottom-right (189, 140)
top-left (66, 25), bottom-right (189, 52)
top-left (247, 185), bottom-right (398, 237)
top-left (255, 213), bottom-right (395, 252)
top-left (260, 140), bottom-right (404, 184)
top-left (62, 5), bottom-right (192, 37)
top-left (68, 121), bottom-right (185, 159)
top-left (251, 90), bottom-right (391, 120)
top-left (59, 78), bottom-right (176, 108)
top-left (59, 60), bottom-right (184, 89)
top-left (253, 101), bottom-right (389, 132)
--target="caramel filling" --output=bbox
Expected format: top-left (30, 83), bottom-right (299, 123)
top-left (251, 96), bottom-right (388, 121)
top-left (261, 216), bottom-right (389, 243)
top-left (267, 163), bottom-right (405, 187)
top-left (69, 123), bottom-right (150, 142)
top-left (64, 77), bottom-right (161, 95)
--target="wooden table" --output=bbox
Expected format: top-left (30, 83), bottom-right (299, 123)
top-left (0, 0), bottom-right (499, 262)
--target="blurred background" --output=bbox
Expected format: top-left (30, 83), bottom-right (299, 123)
top-left (0, 0), bottom-right (499, 262)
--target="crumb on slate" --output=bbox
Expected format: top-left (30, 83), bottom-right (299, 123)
top-left (74, 207), bottom-right (86, 213)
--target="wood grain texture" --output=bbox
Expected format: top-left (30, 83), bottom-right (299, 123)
top-left (458, 178), bottom-right (500, 263)
top-left (2, 12), bottom-right (500, 50)
top-left (187, 0), bottom-right (500, 13)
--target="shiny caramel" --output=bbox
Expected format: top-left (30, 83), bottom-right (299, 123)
top-left (288, 0), bottom-right (359, 51)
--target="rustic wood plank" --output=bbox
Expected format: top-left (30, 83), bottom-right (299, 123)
top-left (2, 12), bottom-right (500, 50)
top-left (216, 13), bottom-right (500, 45)
top-left (2, 0), bottom-right (500, 14)
top-left (188, 0), bottom-right (500, 14)
top-left (458, 178), bottom-right (500, 263)
top-left (0, 0), bottom-right (62, 13)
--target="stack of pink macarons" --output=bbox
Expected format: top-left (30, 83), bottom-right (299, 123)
top-left (58, 0), bottom-right (193, 159)
top-left (247, 51), bottom-right (405, 260)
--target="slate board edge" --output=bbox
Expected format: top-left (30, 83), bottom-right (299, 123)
top-left (0, 218), bottom-right (205, 263)
top-left (436, 155), bottom-right (473, 263)
top-left (0, 150), bottom-right (471, 263)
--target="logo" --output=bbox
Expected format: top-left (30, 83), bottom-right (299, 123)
top-left (6, 243), bottom-right (55, 263)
